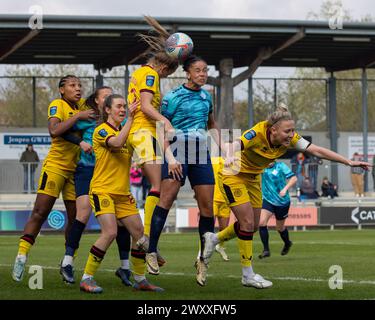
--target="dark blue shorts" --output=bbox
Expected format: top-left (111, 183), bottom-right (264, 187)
top-left (162, 156), bottom-right (215, 187)
top-left (262, 199), bottom-right (290, 221)
top-left (74, 165), bottom-right (94, 197)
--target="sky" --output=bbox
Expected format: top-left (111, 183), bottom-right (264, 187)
top-left (0, 0), bottom-right (374, 78)
top-left (0, 0), bottom-right (373, 20)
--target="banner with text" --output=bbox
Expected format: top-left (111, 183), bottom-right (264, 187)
top-left (0, 133), bottom-right (51, 160)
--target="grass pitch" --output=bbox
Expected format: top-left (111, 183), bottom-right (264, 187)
top-left (1, 230), bottom-right (375, 300)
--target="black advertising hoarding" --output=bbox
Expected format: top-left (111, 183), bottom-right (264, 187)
top-left (320, 206), bottom-right (375, 225)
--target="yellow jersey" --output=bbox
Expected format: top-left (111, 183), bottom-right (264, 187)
top-left (44, 98), bottom-right (85, 172)
top-left (232, 121), bottom-right (310, 175)
top-left (90, 122), bottom-right (131, 195)
top-left (212, 156), bottom-right (226, 203)
top-left (128, 65), bottom-right (160, 133)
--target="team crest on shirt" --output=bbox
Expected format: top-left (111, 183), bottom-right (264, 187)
top-left (98, 129), bottom-right (108, 138)
top-left (146, 75), bottom-right (155, 87)
top-left (49, 106), bottom-right (57, 116)
top-left (244, 130), bottom-right (256, 140)
top-left (200, 92), bottom-right (206, 100)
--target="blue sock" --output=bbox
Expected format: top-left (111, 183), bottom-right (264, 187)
top-left (65, 219), bottom-right (86, 256)
top-left (148, 206), bottom-right (169, 253)
top-left (259, 226), bottom-right (270, 252)
top-left (116, 226), bottom-right (130, 260)
top-left (279, 228), bottom-right (291, 245)
top-left (199, 215), bottom-right (215, 259)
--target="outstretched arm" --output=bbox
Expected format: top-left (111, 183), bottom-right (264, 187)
top-left (306, 144), bottom-right (371, 170)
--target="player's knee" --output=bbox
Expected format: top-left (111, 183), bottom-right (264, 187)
top-left (198, 203), bottom-right (213, 217)
top-left (159, 193), bottom-right (176, 209)
top-left (132, 225), bottom-right (144, 240)
top-left (239, 219), bottom-right (254, 232)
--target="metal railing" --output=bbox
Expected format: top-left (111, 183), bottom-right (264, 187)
top-left (0, 161), bottom-right (41, 194)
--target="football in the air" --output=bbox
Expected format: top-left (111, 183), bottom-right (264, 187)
top-left (165, 32), bottom-right (194, 61)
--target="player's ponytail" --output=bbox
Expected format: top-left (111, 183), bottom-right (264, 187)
top-left (130, 16), bottom-right (178, 72)
top-left (267, 102), bottom-right (293, 127)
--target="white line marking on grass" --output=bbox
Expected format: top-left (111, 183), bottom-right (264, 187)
top-left (267, 241), bottom-right (375, 246)
top-left (1, 263), bottom-right (375, 285)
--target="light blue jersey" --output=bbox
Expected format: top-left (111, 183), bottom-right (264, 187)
top-left (161, 84), bottom-right (213, 134)
top-left (161, 84), bottom-right (213, 164)
top-left (262, 162), bottom-right (295, 206)
top-left (74, 118), bottom-right (128, 167)
top-left (74, 119), bottom-right (96, 167)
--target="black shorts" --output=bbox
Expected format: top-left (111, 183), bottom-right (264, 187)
top-left (262, 199), bottom-right (290, 221)
top-left (162, 155), bottom-right (214, 187)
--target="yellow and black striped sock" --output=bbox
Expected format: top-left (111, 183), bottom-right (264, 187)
top-left (83, 245), bottom-right (106, 277)
top-left (18, 234), bottom-right (35, 256)
top-left (236, 229), bottom-right (254, 268)
top-left (131, 249), bottom-right (146, 278)
top-left (144, 191), bottom-right (160, 237)
top-left (217, 221), bottom-right (238, 243)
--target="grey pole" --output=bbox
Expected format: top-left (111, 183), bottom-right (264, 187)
top-left (32, 77), bottom-right (36, 127)
top-left (248, 77), bottom-right (254, 127)
top-left (124, 64), bottom-right (130, 96)
top-left (362, 68), bottom-right (369, 193)
top-left (328, 72), bottom-right (338, 186)
top-left (216, 85), bottom-right (221, 118)
top-left (95, 70), bottom-right (103, 88)
top-left (274, 78), bottom-right (277, 108)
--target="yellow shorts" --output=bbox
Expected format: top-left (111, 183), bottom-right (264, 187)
top-left (213, 201), bottom-right (231, 218)
top-left (37, 166), bottom-right (76, 201)
top-left (218, 172), bottom-right (262, 209)
top-left (127, 128), bottom-right (162, 165)
top-left (90, 193), bottom-right (139, 219)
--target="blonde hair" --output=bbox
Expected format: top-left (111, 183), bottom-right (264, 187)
top-left (130, 16), bottom-right (179, 72)
top-left (267, 102), bottom-right (293, 126)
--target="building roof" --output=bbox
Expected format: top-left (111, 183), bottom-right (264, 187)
top-left (1, 14), bottom-right (375, 71)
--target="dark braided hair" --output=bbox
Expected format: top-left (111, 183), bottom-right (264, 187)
top-left (58, 75), bottom-right (79, 88)
top-left (183, 55), bottom-right (206, 72)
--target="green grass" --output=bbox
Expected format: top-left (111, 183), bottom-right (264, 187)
top-left (1, 230), bottom-right (375, 300)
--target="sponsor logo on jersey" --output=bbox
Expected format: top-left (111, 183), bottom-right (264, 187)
top-left (98, 129), bottom-right (108, 137)
top-left (244, 130), bottom-right (256, 140)
top-left (49, 106), bottom-right (57, 116)
top-left (146, 75), bottom-right (155, 87)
